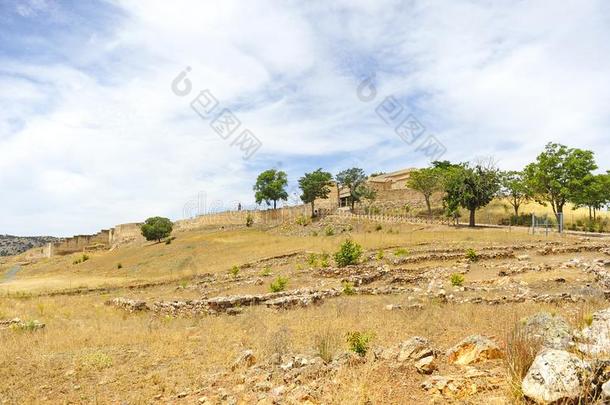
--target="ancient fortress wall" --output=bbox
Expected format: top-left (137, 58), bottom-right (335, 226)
top-left (174, 205), bottom-right (311, 231)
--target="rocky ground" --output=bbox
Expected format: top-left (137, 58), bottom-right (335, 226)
top-left (100, 237), bottom-right (610, 403)
top-left (3, 223), bottom-right (610, 404)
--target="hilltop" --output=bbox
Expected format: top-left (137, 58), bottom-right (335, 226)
top-left (0, 235), bottom-right (58, 257)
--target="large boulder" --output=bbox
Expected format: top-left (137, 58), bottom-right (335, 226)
top-left (578, 308), bottom-right (610, 355)
top-left (522, 349), bottom-right (591, 403)
top-left (447, 335), bottom-right (503, 365)
top-left (521, 312), bottom-right (574, 350)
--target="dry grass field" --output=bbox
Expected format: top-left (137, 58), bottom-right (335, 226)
top-left (1, 216), bottom-right (610, 404)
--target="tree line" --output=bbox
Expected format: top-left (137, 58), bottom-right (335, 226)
top-left (252, 142), bottom-right (609, 228)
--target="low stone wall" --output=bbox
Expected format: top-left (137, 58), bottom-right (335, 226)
top-left (174, 205), bottom-right (312, 231)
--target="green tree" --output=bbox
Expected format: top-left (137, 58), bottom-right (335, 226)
top-left (140, 217), bottom-right (173, 242)
top-left (298, 169), bottom-right (334, 217)
top-left (253, 169), bottom-right (288, 209)
top-left (443, 163), bottom-right (500, 227)
top-left (407, 167), bottom-right (441, 217)
top-left (357, 184), bottom-right (377, 214)
top-left (336, 168), bottom-right (367, 212)
top-left (524, 143), bottom-right (597, 216)
top-left (499, 170), bottom-right (531, 217)
top-left (571, 173), bottom-right (610, 220)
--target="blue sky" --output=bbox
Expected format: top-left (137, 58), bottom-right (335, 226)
top-left (1, 0), bottom-right (610, 236)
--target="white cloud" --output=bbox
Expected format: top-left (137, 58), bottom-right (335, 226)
top-left (1, 0), bottom-right (609, 235)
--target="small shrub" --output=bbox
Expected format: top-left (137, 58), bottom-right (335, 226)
top-left (178, 280), bottom-right (188, 288)
top-left (80, 351), bottom-right (113, 370)
top-left (265, 327), bottom-right (292, 358)
top-left (311, 231), bottom-right (318, 237)
top-left (394, 248), bottom-right (409, 256)
top-left (82, 254), bottom-right (90, 262)
top-left (342, 281), bottom-right (355, 295)
top-left (73, 259), bottom-right (82, 265)
top-left (36, 303), bottom-right (45, 316)
top-left (11, 320), bottom-right (41, 332)
top-left (229, 265), bottom-right (240, 278)
top-left (324, 225), bottom-right (335, 236)
top-left (319, 253), bottom-right (330, 268)
top-left (270, 276), bottom-right (288, 292)
top-left (246, 213), bottom-right (254, 227)
top-left (334, 239), bottom-right (363, 267)
top-left (296, 214), bottom-right (311, 226)
top-left (346, 331), bottom-right (373, 357)
top-left (465, 248), bottom-right (479, 262)
top-left (450, 273), bottom-right (465, 286)
top-left (296, 263), bottom-right (304, 271)
top-left (583, 313), bottom-right (594, 327)
top-left (307, 253), bottom-right (318, 267)
top-left (165, 238), bottom-right (172, 245)
top-left (376, 250), bottom-right (385, 260)
top-left (260, 266), bottom-right (272, 277)
top-left (117, 263), bottom-right (123, 269)
top-left (346, 224), bottom-right (353, 232)
top-left (374, 223), bottom-right (382, 231)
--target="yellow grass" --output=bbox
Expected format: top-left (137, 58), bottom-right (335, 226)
top-left (0, 221), bottom-right (599, 403)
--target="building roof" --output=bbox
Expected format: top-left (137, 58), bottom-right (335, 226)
top-left (368, 167), bottom-right (416, 183)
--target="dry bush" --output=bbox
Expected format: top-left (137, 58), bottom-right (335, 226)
top-left (312, 327), bottom-right (341, 363)
top-left (263, 326), bottom-right (293, 359)
top-left (503, 320), bottom-right (542, 402)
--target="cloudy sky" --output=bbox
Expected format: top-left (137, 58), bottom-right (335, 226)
top-left (1, 0), bottom-right (610, 236)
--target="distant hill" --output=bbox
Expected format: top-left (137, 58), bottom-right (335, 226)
top-left (0, 235), bottom-right (59, 257)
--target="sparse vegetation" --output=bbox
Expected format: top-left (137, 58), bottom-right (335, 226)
top-left (229, 265), bottom-right (240, 277)
top-left (342, 281), bottom-right (355, 295)
top-left (466, 248), bottom-right (479, 262)
top-left (319, 253), bottom-right (330, 268)
top-left (79, 351), bottom-right (113, 370)
top-left (376, 249), bottom-right (384, 260)
top-left (504, 322), bottom-right (543, 402)
top-left (270, 275), bottom-right (288, 292)
top-left (260, 266), bottom-right (272, 277)
top-left (346, 331), bottom-right (374, 357)
top-left (324, 225), bottom-right (335, 236)
top-left (450, 273), bottom-right (465, 286)
top-left (296, 214), bottom-right (311, 226)
top-left (394, 248), bottom-right (409, 256)
top-left (73, 254), bottom-right (90, 265)
top-left (246, 213), bottom-right (254, 227)
top-left (117, 263), bottom-right (123, 269)
top-left (334, 239), bottom-right (363, 267)
top-left (314, 329), bottom-right (339, 363)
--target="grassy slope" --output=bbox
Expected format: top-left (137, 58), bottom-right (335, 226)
top-left (0, 222), bottom-right (547, 295)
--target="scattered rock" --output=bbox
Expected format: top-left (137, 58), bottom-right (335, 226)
top-left (578, 308), bottom-right (610, 355)
top-left (231, 350), bottom-right (256, 371)
top-left (522, 349), bottom-right (590, 404)
top-left (0, 318), bottom-right (45, 331)
top-left (397, 336), bottom-right (435, 362)
top-left (447, 335), bottom-right (503, 365)
top-left (414, 355), bottom-right (437, 374)
top-left (521, 312), bottom-right (574, 350)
